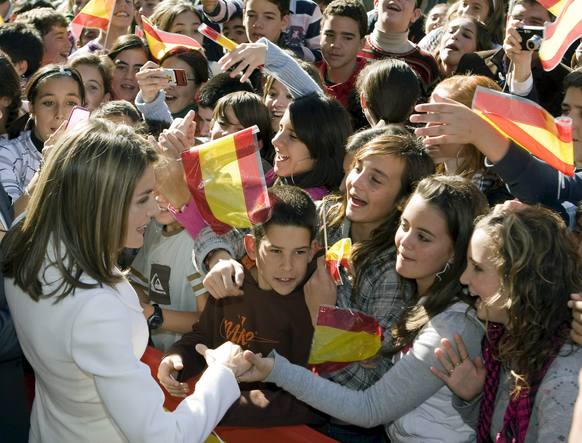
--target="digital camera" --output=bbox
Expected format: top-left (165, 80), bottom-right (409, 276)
top-left (517, 26), bottom-right (544, 51)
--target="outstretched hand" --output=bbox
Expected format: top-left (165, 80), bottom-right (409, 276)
top-left (196, 342), bottom-right (252, 379)
top-left (430, 335), bottom-right (486, 402)
top-left (218, 42), bottom-right (267, 83)
top-left (237, 350), bottom-right (274, 383)
top-left (410, 93), bottom-right (510, 163)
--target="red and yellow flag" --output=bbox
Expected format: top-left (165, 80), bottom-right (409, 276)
top-left (70, 0), bottom-right (115, 40)
top-left (308, 306), bottom-right (382, 373)
top-left (325, 238), bottom-right (352, 285)
top-left (536, 0), bottom-right (567, 15)
top-left (472, 86), bottom-right (574, 176)
top-left (181, 126), bottom-right (271, 234)
top-left (539, 0), bottom-right (582, 71)
top-left (198, 23), bottom-right (238, 52)
top-left (141, 16), bottom-right (202, 61)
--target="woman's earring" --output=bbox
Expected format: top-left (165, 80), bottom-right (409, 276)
top-left (435, 261), bottom-right (451, 281)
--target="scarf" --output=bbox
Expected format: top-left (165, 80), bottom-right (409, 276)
top-left (477, 323), bottom-right (562, 443)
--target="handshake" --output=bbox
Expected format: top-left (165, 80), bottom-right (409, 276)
top-left (157, 342), bottom-right (274, 397)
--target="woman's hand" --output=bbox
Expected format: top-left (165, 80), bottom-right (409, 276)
top-left (203, 256), bottom-right (245, 298)
top-left (218, 42), bottom-right (267, 83)
top-left (430, 335), bottom-right (486, 402)
top-left (136, 61), bottom-right (171, 104)
top-left (304, 256), bottom-right (338, 327)
top-left (157, 354), bottom-right (190, 397)
top-left (196, 342), bottom-right (252, 379)
top-left (237, 350), bottom-right (274, 382)
top-left (411, 94), bottom-right (510, 163)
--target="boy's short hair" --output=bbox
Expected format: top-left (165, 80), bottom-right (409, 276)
top-left (245, 0), bottom-right (290, 16)
top-left (0, 22), bottom-right (43, 76)
top-left (93, 100), bottom-right (142, 124)
top-left (564, 68), bottom-right (582, 92)
top-left (198, 73), bottom-right (255, 109)
top-left (252, 186), bottom-right (317, 242)
top-left (507, 0), bottom-right (554, 20)
top-left (15, 7), bottom-right (68, 36)
top-left (323, 0), bottom-right (368, 39)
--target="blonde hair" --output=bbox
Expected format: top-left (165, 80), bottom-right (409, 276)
top-left (1, 119), bottom-right (158, 301)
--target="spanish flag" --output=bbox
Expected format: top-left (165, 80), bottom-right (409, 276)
top-left (472, 86), bottom-right (574, 176)
top-left (325, 238), bottom-right (352, 285)
top-left (308, 306), bottom-right (382, 373)
top-left (70, 0), bottom-right (115, 40)
top-left (536, 0), bottom-right (567, 15)
top-left (181, 126), bottom-right (271, 234)
top-left (141, 16), bottom-right (202, 61)
top-left (198, 23), bottom-right (238, 52)
top-left (539, 0), bottom-right (582, 71)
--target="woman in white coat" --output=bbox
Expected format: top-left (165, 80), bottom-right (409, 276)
top-left (2, 118), bottom-right (249, 443)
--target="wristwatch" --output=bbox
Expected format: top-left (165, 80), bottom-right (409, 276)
top-left (147, 304), bottom-right (164, 330)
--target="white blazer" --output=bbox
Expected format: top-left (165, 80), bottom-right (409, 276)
top-left (6, 258), bottom-right (239, 443)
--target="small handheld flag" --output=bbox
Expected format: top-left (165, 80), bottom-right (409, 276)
top-left (538, 0), bottom-right (582, 71)
top-left (181, 126), bottom-right (272, 234)
top-left (472, 86), bottom-right (574, 176)
top-left (141, 16), bottom-right (202, 61)
top-left (325, 238), bottom-right (352, 285)
top-left (198, 23), bottom-right (238, 52)
top-left (70, 0), bottom-right (115, 40)
top-left (308, 306), bottom-right (382, 373)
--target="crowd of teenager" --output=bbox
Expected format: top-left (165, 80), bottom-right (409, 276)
top-left (1, 0), bottom-right (582, 441)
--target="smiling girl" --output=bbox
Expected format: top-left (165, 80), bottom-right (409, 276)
top-left (240, 175), bottom-right (489, 442)
top-left (432, 205), bottom-right (582, 442)
top-left (0, 65), bottom-right (85, 200)
top-left (68, 54), bottom-right (113, 111)
top-left (109, 35), bottom-right (150, 103)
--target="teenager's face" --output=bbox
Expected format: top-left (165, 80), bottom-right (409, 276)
top-left (30, 77), bottom-right (82, 142)
top-left (425, 87), bottom-right (465, 163)
top-left (264, 79), bottom-right (292, 132)
top-left (561, 87), bottom-right (582, 167)
top-left (223, 16), bottom-right (249, 44)
top-left (42, 26), bottom-right (71, 66)
top-left (458, 0), bottom-right (489, 22)
top-left (139, 0), bottom-right (161, 18)
top-left (506, 2), bottom-right (550, 29)
top-left (111, 0), bottom-right (135, 30)
top-left (161, 55), bottom-right (199, 114)
top-left (74, 63), bottom-right (109, 111)
top-left (461, 228), bottom-right (508, 324)
top-left (195, 105), bottom-right (214, 137)
top-left (345, 153), bottom-right (404, 232)
top-left (272, 110), bottom-right (314, 178)
top-left (243, 0), bottom-right (289, 43)
top-left (125, 165), bottom-right (158, 248)
top-left (425, 4), bottom-right (447, 34)
top-left (376, 0), bottom-right (420, 34)
top-left (247, 225), bottom-right (315, 295)
top-left (395, 194), bottom-right (454, 294)
top-left (210, 105), bottom-right (244, 140)
top-left (321, 15), bottom-right (363, 72)
top-left (111, 47), bottom-right (148, 102)
top-left (439, 18), bottom-right (478, 70)
top-left (170, 10), bottom-right (204, 46)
